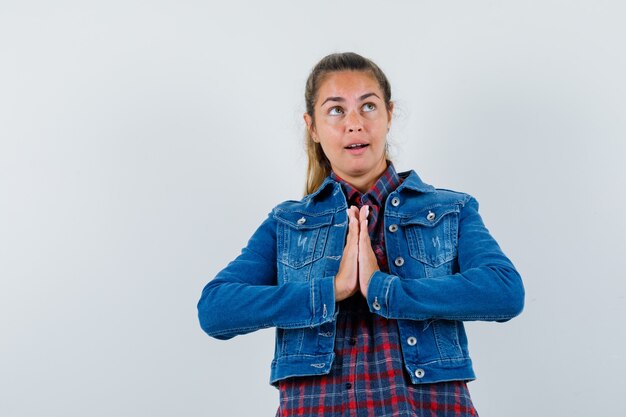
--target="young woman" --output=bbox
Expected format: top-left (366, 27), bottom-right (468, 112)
top-left (198, 52), bottom-right (524, 417)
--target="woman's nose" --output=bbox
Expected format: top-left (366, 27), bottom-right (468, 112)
top-left (346, 110), bottom-right (363, 132)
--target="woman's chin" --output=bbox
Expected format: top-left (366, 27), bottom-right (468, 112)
top-left (347, 159), bottom-right (386, 177)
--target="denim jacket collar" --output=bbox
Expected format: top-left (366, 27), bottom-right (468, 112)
top-left (396, 170), bottom-right (436, 194)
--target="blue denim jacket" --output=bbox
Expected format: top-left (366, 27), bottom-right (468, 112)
top-left (198, 170), bottom-right (524, 385)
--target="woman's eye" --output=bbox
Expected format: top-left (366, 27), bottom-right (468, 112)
top-left (328, 106), bottom-right (344, 116)
top-left (362, 103), bottom-right (376, 112)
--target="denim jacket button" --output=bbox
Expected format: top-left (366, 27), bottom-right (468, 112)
top-left (391, 197), bottom-right (400, 207)
top-left (407, 336), bottom-right (417, 346)
top-left (415, 368), bottom-right (425, 378)
top-left (394, 257), bottom-right (405, 267)
top-left (388, 224), bottom-right (398, 233)
top-left (372, 297), bottom-right (381, 311)
top-left (426, 211), bottom-right (436, 221)
top-left (297, 217), bottom-right (306, 225)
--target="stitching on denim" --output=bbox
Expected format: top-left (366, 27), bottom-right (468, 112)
top-left (412, 357), bottom-right (471, 366)
top-left (432, 320), bottom-right (461, 359)
top-left (209, 319), bottom-right (314, 337)
top-left (274, 207), bottom-right (337, 217)
top-left (310, 278), bottom-right (316, 327)
top-left (276, 353), bottom-right (333, 359)
top-left (387, 201), bottom-right (464, 219)
top-left (383, 274), bottom-right (396, 316)
top-left (394, 314), bottom-right (516, 321)
top-left (209, 323), bottom-right (272, 336)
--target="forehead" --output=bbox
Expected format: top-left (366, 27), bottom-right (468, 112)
top-left (316, 71), bottom-right (381, 103)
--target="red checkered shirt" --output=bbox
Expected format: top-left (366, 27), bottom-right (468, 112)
top-left (276, 163), bottom-right (478, 417)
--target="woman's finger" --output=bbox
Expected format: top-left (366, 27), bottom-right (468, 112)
top-left (358, 205), bottom-right (378, 298)
top-left (359, 205), bottom-right (369, 244)
top-left (347, 206), bottom-right (359, 246)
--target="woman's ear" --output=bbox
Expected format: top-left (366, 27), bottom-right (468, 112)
top-left (303, 113), bottom-right (317, 142)
top-left (387, 101), bottom-right (394, 130)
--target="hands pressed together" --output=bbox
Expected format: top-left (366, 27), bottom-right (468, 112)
top-left (334, 205), bottom-right (380, 302)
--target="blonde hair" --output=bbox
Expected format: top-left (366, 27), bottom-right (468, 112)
top-left (303, 52), bottom-right (393, 195)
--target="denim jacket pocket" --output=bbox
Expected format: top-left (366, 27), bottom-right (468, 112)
top-left (274, 210), bottom-right (332, 269)
top-left (403, 205), bottom-right (460, 268)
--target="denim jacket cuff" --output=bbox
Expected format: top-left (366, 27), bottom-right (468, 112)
top-left (367, 271), bottom-right (397, 318)
top-left (312, 275), bottom-right (336, 325)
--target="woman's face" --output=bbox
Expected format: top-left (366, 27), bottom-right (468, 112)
top-left (305, 70), bottom-right (393, 191)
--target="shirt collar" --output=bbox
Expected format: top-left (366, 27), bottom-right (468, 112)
top-left (329, 162), bottom-right (402, 206)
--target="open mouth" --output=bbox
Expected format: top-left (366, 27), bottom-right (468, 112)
top-left (344, 143), bottom-right (369, 150)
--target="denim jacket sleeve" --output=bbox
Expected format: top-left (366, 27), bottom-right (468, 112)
top-left (366, 195), bottom-right (524, 322)
top-left (197, 210), bottom-right (336, 340)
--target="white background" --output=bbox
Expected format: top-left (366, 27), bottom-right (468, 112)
top-left (1, 1), bottom-right (625, 416)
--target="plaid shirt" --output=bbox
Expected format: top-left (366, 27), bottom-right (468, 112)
top-left (276, 163), bottom-right (478, 417)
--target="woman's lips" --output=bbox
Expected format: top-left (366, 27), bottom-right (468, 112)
top-left (344, 143), bottom-right (368, 149)
top-left (344, 143), bottom-right (369, 154)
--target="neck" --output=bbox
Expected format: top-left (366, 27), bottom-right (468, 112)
top-left (343, 159), bottom-right (388, 193)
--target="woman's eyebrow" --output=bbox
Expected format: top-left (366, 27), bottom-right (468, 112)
top-left (320, 92), bottom-right (381, 107)
top-left (359, 92), bottom-right (380, 101)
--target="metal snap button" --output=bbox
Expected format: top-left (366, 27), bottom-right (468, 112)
top-left (388, 224), bottom-right (398, 233)
top-left (394, 257), bottom-right (405, 267)
top-left (297, 217), bottom-right (306, 225)
top-left (415, 368), bottom-right (425, 378)
top-left (391, 197), bottom-right (400, 207)
top-left (426, 211), bottom-right (436, 221)
top-left (407, 336), bottom-right (417, 346)
top-left (372, 297), bottom-right (381, 310)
